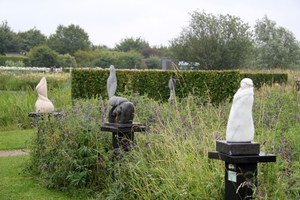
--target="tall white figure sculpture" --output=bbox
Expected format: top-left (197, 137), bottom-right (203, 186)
top-left (35, 77), bottom-right (54, 113)
top-left (107, 65), bottom-right (117, 98)
top-left (226, 78), bottom-right (254, 142)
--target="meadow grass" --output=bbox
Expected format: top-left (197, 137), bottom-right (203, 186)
top-left (1, 70), bottom-right (300, 199)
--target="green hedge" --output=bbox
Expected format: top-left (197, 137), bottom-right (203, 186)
top-left (71, 69), bottom-right (240, 104)
top-left (241, 73), bottom-right (288, 88)
top-left (0, 73), bottom-right (69, 91)
top-left (0, 56), bottom-right (29, 66)
top-left (71, 69), bottom-right (288, 104)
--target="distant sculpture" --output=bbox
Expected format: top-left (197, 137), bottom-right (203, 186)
top-left (226, 78), bottom-right (254, 142)
top-left (35, 77), bottom-right (54, 113)
top-left (106, 65), bottom-right (134, 124)
top-left (107, 65), bottom-right (117, 98)
top-left (168, 75), bottom-right (176, 104)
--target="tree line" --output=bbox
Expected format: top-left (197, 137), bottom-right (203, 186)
top-left (1, 10), bottom-right (299, 70)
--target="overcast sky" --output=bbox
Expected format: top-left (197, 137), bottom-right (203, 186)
top-left (1, 0), bottom-right (299, 48)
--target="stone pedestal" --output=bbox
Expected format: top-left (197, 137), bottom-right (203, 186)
top-left (100, 122), bottom-right (145, 152)
top-left (208, 140), bottom-right (276, 200)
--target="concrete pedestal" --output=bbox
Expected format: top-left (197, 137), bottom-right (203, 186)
top-left (208, 140), bottom-right (276, 200)
top-left (100, 122), bottom-right (145, 151)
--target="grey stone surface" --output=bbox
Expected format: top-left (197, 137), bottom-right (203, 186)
top-left (107, 65), bottom-right (117, 98)
top-left (216, 140), bottom-right (260, 155)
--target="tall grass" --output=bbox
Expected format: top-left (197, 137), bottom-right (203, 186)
top-left (2, 70), bottom-right (300, 199)
top-left (0, 72), bottom-right (71, 131)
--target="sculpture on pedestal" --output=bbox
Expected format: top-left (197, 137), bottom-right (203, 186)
top-left (106, 65), bottom-right (134, 124)
top-left (168, 75), bottom-right (176, 105)
top-left (226, 78), bottom-right (254, 142)
top-left (35, 77), bottom-right (54, 113)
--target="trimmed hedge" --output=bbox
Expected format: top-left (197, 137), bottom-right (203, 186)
top-left (0, 55), bottom-right (29, 66)
top-left (241, 73), bottom-right (288, 89)
top-left (71, 69), bottom-right (240, 104)
top-left (71, 69), bottom-right (288, 104)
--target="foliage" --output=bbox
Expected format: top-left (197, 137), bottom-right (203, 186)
top-left (0, 21), bottom-right (21, 54)
top-left (5, 60), bottom-right (25, 67)
top-left (47, 24), bottom-right (91, 55)
top-left (27, 99), bottom-right (112, 197)
top-left (92, 50), bottom-right (143, 69)
top-left (241, 72), bottom-right (288, 89)
top-left (146, 55), bottom-right (161, 69)
top-left (141, 47), bottom-right (162, 58)
top-left (115, 36), bottom-right (150, 53)
top-left (27, 45), bottom-right (59, 67)
top-left (24, 83), bottom-right (300, 199)
top-left (0, 55), bottom-right (29, 66)
top-left (57, 53), bottom-right (77, 68)
top-left (71, 69), bottom-right (241, 105)
top-left (74, 50), bottom-right (98, 67)
top-left (254, 16), bottom-right (300, 69)
top-left (17, 27), bottom-right (47, 53)
top-left (169, 10), bottom-right (253, 70)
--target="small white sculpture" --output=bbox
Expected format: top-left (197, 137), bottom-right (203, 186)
top-left (226, 78), bottom-right (254, 142)
top-left (35, 77), bottom-right (54, 113)
top-left (107, 65), bottom-right (117, 98)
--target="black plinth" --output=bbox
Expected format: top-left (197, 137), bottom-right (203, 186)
top-left (216, 140), bottom-right (260, 156)
top-left (208, 140), bottom-right (276, 200)
top-left (100, 122), bottom-right (145, 151)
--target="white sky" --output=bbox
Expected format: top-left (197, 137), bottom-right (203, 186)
top-left (1, 0), bottom-right (300, 48)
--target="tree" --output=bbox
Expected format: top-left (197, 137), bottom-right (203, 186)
top-left (0, 21), bottom-right (21, 54)
top-left (92, 49), bottom-right (143, 69)
top-left (141, 47), bottom-right (162, 58)
top-left (254, 16), bottom-right (300, 69)
top-left (17, 27), bottom-right (46, 52)
top-left (48, 24), bottom-right (91, 55)
top-left (169, 10), bottom-right (253, 70)
top-left (27, 45), bottom-right (58, 67)
top-left (74, 50), bottom-right (98, 67)
top-left (115, 37), bottom-right (149, 53)
top-left (146, 55), bottom-right (161, 69)
top-left (57, 53), bottom-right (77, 68)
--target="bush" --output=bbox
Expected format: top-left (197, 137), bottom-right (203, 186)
top-left (27, 45), bottom-right (59, 67)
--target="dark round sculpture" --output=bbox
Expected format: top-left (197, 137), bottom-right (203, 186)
top-left (108, 97), bottom-right (134, 124)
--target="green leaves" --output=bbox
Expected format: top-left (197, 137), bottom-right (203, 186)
top-left (170, 10), bottom-right (253, 70)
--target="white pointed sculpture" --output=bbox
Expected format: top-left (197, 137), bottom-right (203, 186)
top-left (226, 78), bottom-right (254, 142)
top-left (35, 77), bottom-right (54, 113)
top-left (107, 65), bottom-right (117, 98)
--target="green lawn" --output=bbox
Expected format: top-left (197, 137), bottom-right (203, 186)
top-left (0, 129), bottom-right (35, 150)
top-left (0, 155), bottom-right (76, 200)
top-left (0, 129), bottom-right (80, 200)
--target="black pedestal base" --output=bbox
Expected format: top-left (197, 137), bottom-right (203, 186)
top-left (100, 122), bottom-right (145, 151)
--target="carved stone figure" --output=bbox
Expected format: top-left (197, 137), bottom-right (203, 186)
top-left (108, 96), bottom-right (134, 124)
top-left (168, 75), bottom-right (176, 104)
top-left (226, 78), bottom-right (254, 142)
top-left (107, 65), bottom-right (117, 98)
top-left (106, 66), bottom-right (134, 124)
top-left (35, 77), bottom-right (54, 113)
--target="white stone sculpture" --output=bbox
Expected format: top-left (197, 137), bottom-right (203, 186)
top-left (226, 78), bottom-right (254, 142)
top-left (107, 65), bottom-right (117, 98)
top-left (35, 77), bottom-right (54, 113)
